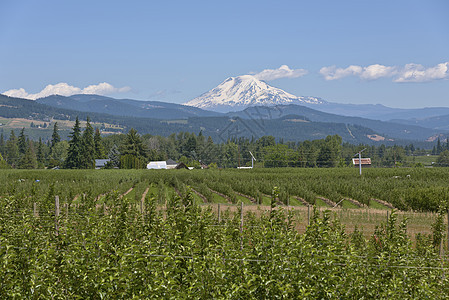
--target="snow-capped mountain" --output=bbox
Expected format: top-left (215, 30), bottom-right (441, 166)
top-left (184, 75), bottom-right (325, 112)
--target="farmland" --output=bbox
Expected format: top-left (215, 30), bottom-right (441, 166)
top-left (1, 168), bottom-right (449, 298)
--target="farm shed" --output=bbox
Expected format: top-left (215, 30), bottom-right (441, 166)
top-left (147, 161), bottom-right (167, 169)
top-left (352, 158), bottom-right (371, 168)
top-left (147, 159), bottom-right (179, 170)
top-left (166, 159), bottom-right (178, 169)
top-left (95, 159), bottom-right (110, 169)
top-left (175, 162), bottom-right (189, 170)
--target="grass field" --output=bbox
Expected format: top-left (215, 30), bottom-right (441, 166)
top-left (405, 154), bottom-right (439, 166)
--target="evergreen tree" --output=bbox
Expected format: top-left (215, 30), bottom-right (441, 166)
top-left (437, 137), bottom-right (443, 154)
top-left (18, 128), bottom-right (27, 155)
top-left (81, 117), bottom-right (95, 169)
top-left (65, 117), bottom-right (83, 169)
top-left (437, 150), bottom-right (449, 167)
top-left (49, 141), bottom-right (69, 168)
top-left (37, 137), bottom-right (45, 167)
top-left (0, 152), bottom-right (9, 169)
top-left (51, 122), bottom-right (61, 149)
top-left (6, 130), bottom-right (19, 167)
top-left (107, 144), bottom-right (120, 168)
top-left (317, 135), bottom-right (342, 167)
top-left (94, 128), bottom-right (106, 159)
top-left (19, 141), bottom-right (37, 169)
top-left (0, 131), bottom-right (5, 156)
top-left (120, 128), bottom-right (147, 169)
top-left (432, 145), bottom-right (437, 155)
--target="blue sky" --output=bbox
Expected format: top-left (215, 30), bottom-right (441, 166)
top-left (0, 0), bottom-right (448, 108)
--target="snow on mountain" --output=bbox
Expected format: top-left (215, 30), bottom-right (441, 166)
top-left (184, 75), bottom-right (325, 112)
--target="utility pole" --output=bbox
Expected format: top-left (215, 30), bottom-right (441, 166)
top-left (353, 148), bottom-right (367, 176)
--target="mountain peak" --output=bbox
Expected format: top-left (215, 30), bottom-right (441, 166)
top-left (184, 75), bottom-right (324, 112)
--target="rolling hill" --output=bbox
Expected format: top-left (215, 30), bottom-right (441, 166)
top-left (36, 94), bottom-right (221, 119)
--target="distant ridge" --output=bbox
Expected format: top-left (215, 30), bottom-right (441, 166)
top-left (36, 94), bottom-right (221, 119)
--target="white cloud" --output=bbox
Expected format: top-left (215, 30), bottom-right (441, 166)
top-left (360, 64), bottom-right (397, 80)
top-left (253, 65), bottom-right (308, 81)
top-left (394, 62), bottom-right (449, 82)
top-left (320, 62), bottom-right (449, 82)
top-left (82, 82), bottom-right (130, 95)
top-left (319, 65), bottom-right (363, 80)
top-left (2, 82), bottom-right (131, 100)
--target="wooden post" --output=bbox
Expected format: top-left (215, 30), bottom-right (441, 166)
top-left (447, 209), bottom-right (449, 254)
top-left (65, 203), bottom-right (69, 218)
top-left (33, 202), bottom-right (37, 217)
top-left (103, 203), bottom-right (106, 215)
top-left (55, 196), bottom-right (60, 236)
top-left (217, 203), bottom-right (221, 223)
top-left (140, 198), bottom-right (144, 214)
top-left (240, 202), bottom-right (244, 250)
top-left (307, 205), bottom-right (310, 226)
top-left (240, 202), bottom-right (244, 230)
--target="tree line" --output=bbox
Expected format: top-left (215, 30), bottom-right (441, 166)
top-left (0, 116), bottom-right (448, 169)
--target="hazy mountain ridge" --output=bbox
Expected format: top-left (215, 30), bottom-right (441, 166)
top-left (301, 102), bottom-right (449, 122)
top-left (390, 114), bottom-right (449, 131)
top-left (36, 94), bottom-right (221, 119)
top-left (228, 105), bottom-right (445, 141)
top-left (0, 92), bottom-right (446, 145)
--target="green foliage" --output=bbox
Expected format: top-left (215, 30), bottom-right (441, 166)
top-left (94, 127), bottom-right (106, 159)
top-left (0, 152), bottom-right (9, 169)
top-left (437, 150), bottom-right (449, 167)
top-left (18, 141), bottom-right (37, 169)
top-left (6, 130), bottom-right (19, 167)
top-left (107, 144), bottom-right (120, 168)
top-left (17, 127), bottom-right (27, 155)
top-left (431, 208), bottom-right (445, 250)
top-left (50, 122), bottom-right (60, 149)
top-left (0, 170), bottom-right (449, 297)
top-left (81, 117), bottom-right (95, 169)
top-left (48, 141), bottom-right (68, 168)
top-left (120, 128), bottom-right (147, 169)
top-left (64, 117), bottom-right (83, 169)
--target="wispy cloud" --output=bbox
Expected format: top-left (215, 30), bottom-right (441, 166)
top-left (2, 82), bottom-right (131, 100)
top-left (360, 64), bottom-right (397, 80)
top-left (394, 62), bottom-right (449, 82)
top-left (320, 62), bottom-right (449, 82)
top-left (319, 65), bottom-right (364, 80)
top-left (253, 65), bottom-right (308, 81)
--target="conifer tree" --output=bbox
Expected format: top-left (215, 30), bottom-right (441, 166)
top-left (108, 144), bottom-right (120, 168)
top-left (18, 128), bottom-right (27, 155)
top-left (0, 152), bottom-right (9, 169)
top-left (120, 128), bottom-right (147, 169)
top-left (37, 137), bottom-right (45, 167)
top-left (19, 141), bottom-right (37, 169)
top-left (0, 131), bottom-right (5, 156)
top-left (65, 117), bottom-right (83, 169)
top-left (51, 122), bottom-right (61, 149)
top-left (81, 117), bottom-right (95, 168)
top-left (437, 137), bottom-right (443, 154)
top-left (6, 130), bottom-right (19, 167)
top-left (94, 128), bottom-right (106, 159)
